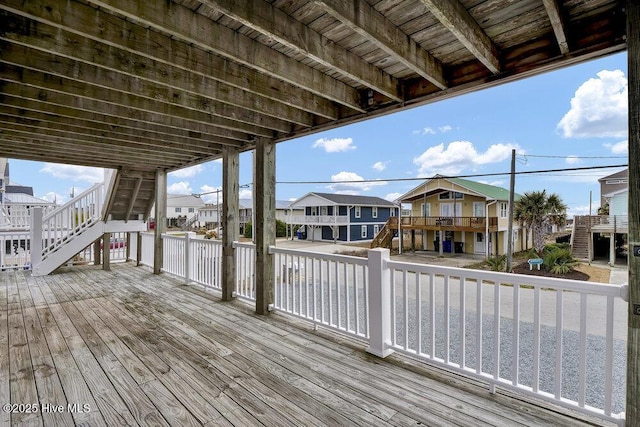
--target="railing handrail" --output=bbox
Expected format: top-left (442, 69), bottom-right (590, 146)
top-left (269, 245), bottom-right (368, 266)
top-left (42, 182), bottom-right (104, 222)
top-left (386, 259), bottom-right (627, 298)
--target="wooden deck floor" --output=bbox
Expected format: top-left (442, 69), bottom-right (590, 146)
top-left (0, 263), bottom-right (615, 426)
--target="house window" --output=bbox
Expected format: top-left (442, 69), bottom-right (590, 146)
top-left (188, 207), bottom-right (194, 213)
top-left (500, 202), bottom-right (508, 218)
top-left (372, 206), bottom-right (378, 218)
top-left (439, 191), bottom-right (463, 200)
top-left (373, 225), bottom-right (379, 235)
top-left (361, 225), bottom-right (367, 238)
top-left (421, 203), bottom-right (430, 216)
top-left (355, 206), bottom-right (361, 218)
top-left (310, 206), bottom-right (318, 216)
top-left (175, 207), bottom-right (182, 213)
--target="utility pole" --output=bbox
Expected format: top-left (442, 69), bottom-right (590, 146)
top-left (506, 149), bottom-right (516, 272)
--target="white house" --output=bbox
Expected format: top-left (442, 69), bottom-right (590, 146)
top-left (198, 199), bottom-right (303, 234)
top-left (166, 194), bottom-right (205, 228)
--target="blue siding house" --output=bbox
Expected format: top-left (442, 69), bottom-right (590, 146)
top-left (287, 192), bottom-right (397, 242)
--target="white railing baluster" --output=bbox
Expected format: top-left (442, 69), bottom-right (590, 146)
top-left (416, 272), bottom-right (422, 356)
top-left (604, 295), bottom-right (615, 416)
top-left (533, 287), bottom-right (541, 393)
top-left (429, 273), bottom-right (435, 359)
top-left (579, 293), bottom-right (588, 407)
top-left (443, 275), bottom-right (450, 364)
top-left (555, 290), bottom-right (564, 400)
top-left (475, 279), bottom-right (482, 374)
top-left (460, 276), bottom-right (466, 369)
top-left (493, 280), bottom-right (501, 386)
top-left (403, 269), bottom-right (409, 351)
top-left (512, 284), bottom-right (520, 386)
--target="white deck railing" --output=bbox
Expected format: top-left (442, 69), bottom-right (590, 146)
top-left (270, 247), bottom-right (369, 340)
top-left (1, 203), bottom-right (56, 230)
top-left (0, 231), bottom-right (31, 270)
top-left (40, 183), bottom-right (104, 260)
top-left (133, 234), bottom-right (628, 424)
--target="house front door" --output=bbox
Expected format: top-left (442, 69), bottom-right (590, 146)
top-left (475, 232), bottom-right (485, 254)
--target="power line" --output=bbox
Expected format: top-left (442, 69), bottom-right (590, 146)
top-left (275, 164), bottom-right (628, 185)
top-left (522, 154), bottom-right (628, 159)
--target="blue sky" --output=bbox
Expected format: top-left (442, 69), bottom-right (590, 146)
top-left (7, 52), bottom-right (628, 217)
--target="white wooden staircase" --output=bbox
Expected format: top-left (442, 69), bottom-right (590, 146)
top-left (30, 170), bottom-right (150, 276)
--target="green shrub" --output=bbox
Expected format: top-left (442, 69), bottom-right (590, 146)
top-left (542, 244), bottom-right (577, 274)
top-left (486, 255), bottom-right (506, 271)
top-left (276, 219), bottom-right (287, 238)
top-left (243, 222), bottom-right (252, 238)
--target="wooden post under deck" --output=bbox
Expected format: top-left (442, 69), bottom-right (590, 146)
top-left (255, 138), bottom-right (276, 315)
top-left (93, 239), bottom-right (101, 266)
top-left (154, 169), bottom-right (167, 275)
top-left (222, 146), bottom-right (239, 302)
top-left (627, 0), bottom-right (640, 423)
top-left (102, 232), bottom-right (111, 271)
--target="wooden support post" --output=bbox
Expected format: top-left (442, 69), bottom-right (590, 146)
top-left (255, 138), bottom-right (276, 315)
top-left (439, 230), bottom-right (444, 256)
top-left (411, 230), bottom-right (415, 253)
top-left (222, 146), bottom-right (239, 301)
top-left (125, 232), bottom-right (131, 261)
top-left (136, 232), bottom-right (142, 267)
top-left (102, 232), bottom-right (111, 271)
top-left (93, 239), bottom-right (101, 266)
top-left (154, 169), bottom-right (167, 275)
top-left (627, 1), bottom-right (640, 423)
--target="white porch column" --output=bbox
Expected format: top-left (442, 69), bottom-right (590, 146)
top-left (254, 138), bottom-right (276, 315)
top-left (367, 248), bottom-right (393, 357)
top-left (222, 146), bottom-right (239, 301)
top-left (154, 169), bottom-right (167, 275)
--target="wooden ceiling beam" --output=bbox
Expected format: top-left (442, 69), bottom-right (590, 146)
top-left (315, 0), bottom-right (447, 90)
top-left (0, 126), bottom-right (208, 164)
top-left (0, 91), bottom-right (251, 143)
top-left (419, 0), bottom-right (501, 74)
top-left (0, 30), bottom-right (317, 127)
top-left (0, 47), bottom-right (300, 132)
top-left (0, 0), bottom-right (364, 113)
top-left (0, 137), bottom-right (192, 169)
top-left (0, 65), bottom-right (276, 139)
top-left (0, 111), bottom-right (227, 155)
top-left (0, 9), bottom-right (339, 121)
top-left (542, 0), bottom-right (570, 55)
top-left (199, 0), bottom-right (401, 102)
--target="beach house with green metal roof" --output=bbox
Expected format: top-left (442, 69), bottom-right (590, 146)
top-left (390, 175), bottom-right (528, 257)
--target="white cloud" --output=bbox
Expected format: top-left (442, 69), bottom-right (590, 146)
top-left (372, 161), bottom-right (387, 172)
top-left (169, 164), bottom-right (204, 178)
top-left (567, 204), bottom-right (599, 218)
top-left (40, 163), bottom-right (104, 183)
top-left (413, 141), bottom-right (519, 176)
top-left (326, 171), bottom-right (387, 194)
top-left (413, 125), bottom-right (452, 135)
top-left (200, 185), bottom-right (222, 204)
top-left (167, 181), bottom-right (192, 195)
top-left (565, 155), bottom-right (580, 164)
top-left (384, 192), bottom-right (403, 202)
top-left (557, 69), bottom-right (628, 138)
top-left (39, 191), bottom-right (67, 204)
top-left (312, 137), bottom-right (356, 153)
top-left (239, 188), bottom-right (253, 199)
top-left (603, 140), bottom-right (628, 154)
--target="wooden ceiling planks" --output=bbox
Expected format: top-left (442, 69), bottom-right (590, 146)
top-left (0, 0), bottom-right (626, 172)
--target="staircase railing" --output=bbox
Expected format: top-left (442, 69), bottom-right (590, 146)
top-left (371, 217), bottom-right (394, 249)
top-left (182, 213), bottom-right (199, 230)
top-left (39, 183), bottom-right (104, 260)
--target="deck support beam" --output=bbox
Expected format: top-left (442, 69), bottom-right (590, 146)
top-left (222, 146), bottom-right (240, 302)
top-left (102, 232), bottom-right (111, 272)
top-left (626, 0), bottom-right (640, 423)
top-left (254, 138), bottom-right (276, 315)
top-left (154, 169), bottom-right (167, 275)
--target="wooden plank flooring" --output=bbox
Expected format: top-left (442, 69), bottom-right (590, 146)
top-left (0, 263), bottom-right (617, 426)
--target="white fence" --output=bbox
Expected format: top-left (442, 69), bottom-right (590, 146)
top-left (271, 247), bottom-right (369, 340)
top-left (132, 233), bottom-right (628, 424)
top-left (0, 232), bottom-right (31, 270)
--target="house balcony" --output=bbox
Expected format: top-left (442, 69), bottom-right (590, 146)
top-left (588, 215), bottom-right (629, 234)
top-left (288, 214), bottom-right (349, 225)
top-left (2, 259), bottom-right (625, 426)
top-left (391, 216), bottom-right (499, 232)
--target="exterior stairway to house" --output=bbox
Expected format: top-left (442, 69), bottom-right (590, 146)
top-left (571, 216), bottom-right (590, 260)
top-left (30, 169), bottom-right (152, 276)
top-left (371, 217), bottom-right (396, 249)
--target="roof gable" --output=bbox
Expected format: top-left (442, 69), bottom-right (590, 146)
top-left (290, 192), bottom-right (394, 208)
top-left (397, 176), bottom-right (519, 202)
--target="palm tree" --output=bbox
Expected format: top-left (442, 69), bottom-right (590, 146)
top-left (514, 190), bottom-right (567, 254)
